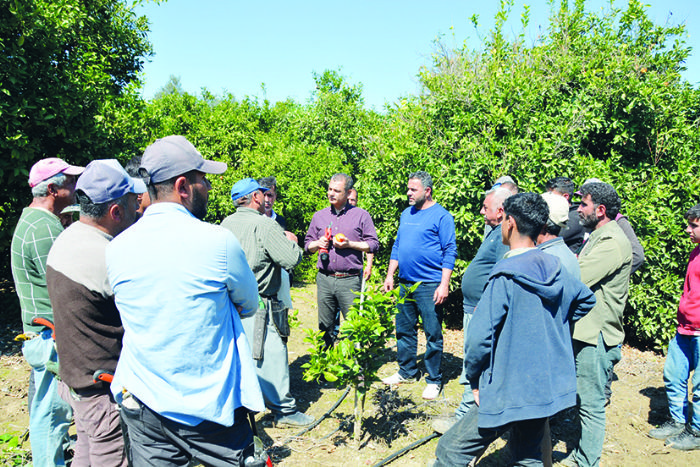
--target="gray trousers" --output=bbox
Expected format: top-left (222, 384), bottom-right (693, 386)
top-left (241, 312), bottom-right (297, 416)
top-left (316, 272), bottom-right (361, 348)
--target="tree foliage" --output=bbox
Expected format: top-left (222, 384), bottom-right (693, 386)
top-left (359, 0), bottom-right (700, 347)
top-left (0, 0), bottom-right (152, 269)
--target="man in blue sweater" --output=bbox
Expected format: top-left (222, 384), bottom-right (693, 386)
top-left (383, 171), bottom-right (457, 400)
top-left (433, 193), bottom-right (595, 466)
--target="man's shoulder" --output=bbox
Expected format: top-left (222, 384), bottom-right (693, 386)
top-left (13, 208), bottom-right (60, 235)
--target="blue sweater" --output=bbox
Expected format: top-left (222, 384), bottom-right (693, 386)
top-left (465, 248), bottom-right (595, 429)
top-left (390, 203), bottom-right (457, 283)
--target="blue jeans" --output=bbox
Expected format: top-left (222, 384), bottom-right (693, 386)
top-left (22, 330), bottom-right (73, 467)
top-left (572, 334), bottom-right (619, 467)
top-left (664, 332), bottom-right (700, 431)
top-left (434, 404), bottom-right (546, 466)
top-left (456, 307), bottom-right (476, 417)
top-left (395, 281), bottom-right (443, 385)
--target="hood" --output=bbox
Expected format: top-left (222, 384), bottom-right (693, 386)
top-left (489, 249), bottom-right (563, 305)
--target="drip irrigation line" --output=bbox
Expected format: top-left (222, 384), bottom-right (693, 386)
top-left (370, 432), bottom-right (440, 467)
top-left (278, 385), bottom-right (352, 446)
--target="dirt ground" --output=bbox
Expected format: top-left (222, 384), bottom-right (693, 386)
top-left (2, 283), bottom-right (700, 466)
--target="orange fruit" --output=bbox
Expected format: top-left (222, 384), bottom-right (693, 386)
top-left (334, 233), bottom-right (347, 242)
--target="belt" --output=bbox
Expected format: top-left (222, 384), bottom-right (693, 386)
top-left (319, 270), bottom-right (361, 278)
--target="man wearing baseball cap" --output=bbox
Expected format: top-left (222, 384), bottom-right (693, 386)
top-left (222, 178), bottom-right (313, 428)
top-left (10, 157), bottom-right (83, 466)
top-left (46, 159), bottom-right (145, 466)
top-left (537, 191), bottom-right (581, 279)
top-left (106, 136), bottom-right (265, 465)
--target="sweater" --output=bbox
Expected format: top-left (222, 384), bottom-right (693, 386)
top-left (678, 245), bottom-right (700, 335)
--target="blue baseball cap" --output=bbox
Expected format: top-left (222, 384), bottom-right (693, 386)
top-left (231, 177), bottom-right (268, 202)
top-left (76, 159), bottom-right (147, 204)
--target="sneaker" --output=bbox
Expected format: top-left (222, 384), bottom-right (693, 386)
top-left (555, 450), bottom-right (578, 467)
top-left (382, 372), bottom-right (410, 385)
top-left (665, 426), bottom-right (700, 450)
top-left (648, 419), bottom-right (685, 440)
top-left (273, 411), bottom-right (315, 428)
top-left (432, 415), bottom-right (457, 434)
top-left (422, 383), bottom-right (441, 400)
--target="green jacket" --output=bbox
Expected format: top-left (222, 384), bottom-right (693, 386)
top-left (573, 220), bottom-right (632, 346)
top-left (220, 207), bottom-right (302, 296)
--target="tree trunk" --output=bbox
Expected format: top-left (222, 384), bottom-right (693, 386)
top-left (353, 386), bottom-right (366, 449)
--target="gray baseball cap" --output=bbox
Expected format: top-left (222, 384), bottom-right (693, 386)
top-left (76, 159), bottom-right (146, 204)
top-left (141, 135), bottom-right (227, 184)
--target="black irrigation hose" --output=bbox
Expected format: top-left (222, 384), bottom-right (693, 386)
top-left (278, 385), bottom-right (352, 446)
top-left (370, 432), bottom-right (440, 467)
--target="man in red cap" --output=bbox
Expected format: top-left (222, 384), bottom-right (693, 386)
top-left (11, 157), bottom-right (84, 467)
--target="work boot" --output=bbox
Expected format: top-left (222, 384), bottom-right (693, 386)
top-left (665, 426), bottom-right (700, 451)
top-left (273, 411), bottom-right (315, 428)
top-left (648, 419), bottom-right (686, 440)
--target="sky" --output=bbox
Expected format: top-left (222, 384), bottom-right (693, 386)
top-left (134, 0), bottom-right (698, 111)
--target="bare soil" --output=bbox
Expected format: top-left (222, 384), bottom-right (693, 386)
top-left (2, 283), bottom-right (700, 466)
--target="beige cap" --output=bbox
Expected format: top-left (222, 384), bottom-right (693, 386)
top-left (541, 192), bottom-right (569, 228)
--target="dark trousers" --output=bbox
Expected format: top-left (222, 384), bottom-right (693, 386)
top-left (396, 281), bottom-right (444, 385)
top-left (435, 405), bottom-right (547, 467)
top-left (316, 272), bottom-right (361, 348)
top-left (119, 399), bottom-right (253, 467)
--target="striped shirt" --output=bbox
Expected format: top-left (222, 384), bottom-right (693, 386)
top-left (10, 207), bottom-right (63, 333)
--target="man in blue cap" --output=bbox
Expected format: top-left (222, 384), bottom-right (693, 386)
top-left (221, 178), bottom-right (313, 427)
top-left (47, 159), bottom-right (144, 466)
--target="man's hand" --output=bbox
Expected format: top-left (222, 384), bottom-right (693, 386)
top-left (433, 283), bottom-right (449, 304)
top-left (363, 265), bottom-right (372, 281)
top-left (284, 230), bottom-right (298, 243)
top-left (315, 236), bottom-right (330, 250)
top-left (383, 276), bottom-right (394, 293)
top-left (472, 389), bottom-right (480, 406)
top-left (333, 236), bottom-right (350, 249)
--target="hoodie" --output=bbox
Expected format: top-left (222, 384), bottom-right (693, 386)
top-left (465, 248), bottom-right (595, 429)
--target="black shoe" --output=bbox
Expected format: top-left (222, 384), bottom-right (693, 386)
top-left (648, 419), bottom-right (686, 440)
top-left (665, 426), bottom-right (700, 451)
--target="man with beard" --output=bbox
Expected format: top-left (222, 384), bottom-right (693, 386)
top-left (564, 182), bottom-right (632, 467)
top-left (305, 173), bottom-right (379, 349)
top-left (106, 135), bottom-right (264, 465)
top-left (383, 171), bottom-right (457, 400)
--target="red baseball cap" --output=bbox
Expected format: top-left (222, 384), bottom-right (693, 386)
top-left (28, 158), bottom-right (84, 187)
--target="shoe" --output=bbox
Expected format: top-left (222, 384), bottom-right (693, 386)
top-left (432, 415), bottom-right (457, 434)
top-left (382, 372), bottom-right (411, 385)
top-left (665, 426), bottom-right (700, 450)
top-left (422, 383), bottom-right (441, 400)
top-left (273, 411), bottom-right (315, 428)
top-left (555, 450), bottom-right (578, 467)
top-left (648, 419), bottom-right (685, 440)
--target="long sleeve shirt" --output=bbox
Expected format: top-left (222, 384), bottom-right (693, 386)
top-left (391, 203), bottom-right (457, 283)
top-left (106, 202), bottom-right (263, 427)
top-left (304, 203), bottom-right (379, 273)
top-left (678, 246), bottom-right (700, 336)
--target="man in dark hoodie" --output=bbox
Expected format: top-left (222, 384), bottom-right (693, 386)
top-left (432, 193), bottom-right (595, 466)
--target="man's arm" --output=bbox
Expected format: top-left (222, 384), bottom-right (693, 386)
top-left (464, 275), bottom-right (509, 389)
top-left (616, 216), bottom-right (645, 273)
top-left (433, 268), bottom-right (452, 305)
top-left (363, 253), bottom-right (374, 280)
top-left (383, 259), bottom-right (399, 292)
top-left (265, 222), bottom-right (303, 270)
top-left (304, 212), bottom-right (327, 253)
top-left (224, 233), bottom-right (259, 317)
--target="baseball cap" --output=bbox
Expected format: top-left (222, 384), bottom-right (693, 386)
top-left (28, 158), bottom-right (84, 188)
top-left (76, 159), bottom-right (147, 204)
top-left (541, 192), bottom-right (570, 228)
top-left (574, 177), bottom-right (604, 195)
top-left (141, 135), bottom-right (227, 184)
top-left (231, 178), bottom-right (269, 202)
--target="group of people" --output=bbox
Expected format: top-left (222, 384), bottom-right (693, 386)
top-left (8, 133), bottom-right (698, 467)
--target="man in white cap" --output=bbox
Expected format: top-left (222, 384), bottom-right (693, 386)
top-left (222, 177), bottom-right (313, 428)
top-left (106, 136), bottom-right (264, 465)
top-left (537, 192), bottom-right (581, 279)
top-left (10, 157), bottom-right (83, 467)
top-left (47, 159), bottom-right (145, 466)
